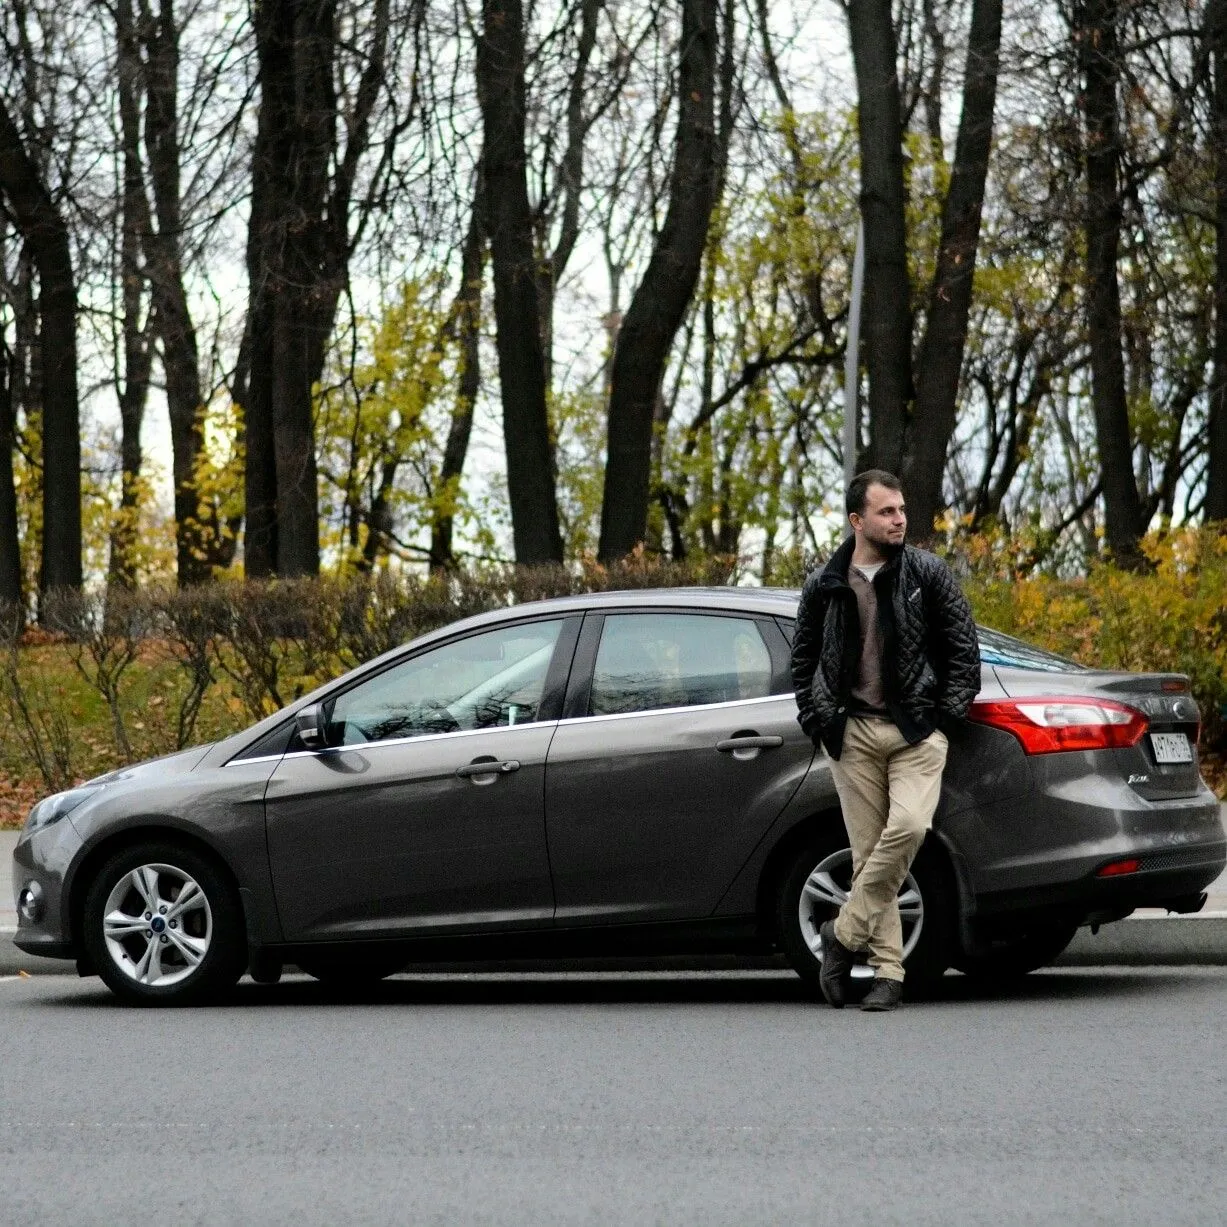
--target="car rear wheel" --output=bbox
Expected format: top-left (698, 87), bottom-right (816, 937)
top-left (83, 842), bottom-right (246, 1007)
top-left (952, 923), bottom-right (1079, 980)
top-left (776, 829), bottom-right (955, 995)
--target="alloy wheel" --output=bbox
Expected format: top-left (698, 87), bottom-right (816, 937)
top-left (101, 862), bottom-right (213, 987)
top-left (796, 847), bottom-right (924, 978)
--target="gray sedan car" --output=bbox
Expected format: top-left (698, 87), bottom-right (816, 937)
top-left (12, 587), bottom-right (1227, 1004)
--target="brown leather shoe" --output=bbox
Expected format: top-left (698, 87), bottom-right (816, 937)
top-left (860, 978), bottom-right (904, 1012)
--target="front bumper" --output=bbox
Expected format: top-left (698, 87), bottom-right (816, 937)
top-left (10, 817), bottom-right (86, 962)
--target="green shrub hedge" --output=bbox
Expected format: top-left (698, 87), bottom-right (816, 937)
top-left (2, 533), bottom-right (1224, 827)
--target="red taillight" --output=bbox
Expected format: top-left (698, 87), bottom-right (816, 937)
top-left (1097, 859), bottom-right (1141, 877)
top-left (968, 697), bottom-right (1148, 754)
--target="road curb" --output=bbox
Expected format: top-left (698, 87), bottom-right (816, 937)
top-left (1055, 913), bottom-right (1227, 966)
top-left (4, 916), bottom-right (1227, 977)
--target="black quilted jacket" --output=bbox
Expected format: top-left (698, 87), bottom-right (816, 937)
top-left (790, 537), bottom-right (981, 759)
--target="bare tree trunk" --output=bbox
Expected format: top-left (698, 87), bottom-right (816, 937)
top-left (142, 0), bottom-right (213, 584)
top-left (846, 0), bottom-right (912, 477)
top-left (904, 0), bottom-right (1003, 541)
top-left (1075, 0), bottom-right (1146, 566)
top-left (430, 169), bottom-right (486, 572)
top-left (1209, 0), bottom-right (1227, 521)
top-left (110, 0), bottom-right (154, 589)
top-left (477, 0), bottom-right (564, 564)
top-left (0, 334), bottom-right (21, 608)
top-left (243, 0), bottom-right (339, 578)
top-left (0, 98), bottom-right (81, 595)
top-left (535, 0), bottom-right (603, 385)
top-left (241, 0), bottom-right (393, 577)
top-left (240, 8), bottom-right (283, 579)
top-left (238, 300), bottom-right (278, 578)
top-left (598, 0), bottom-right (720, 561)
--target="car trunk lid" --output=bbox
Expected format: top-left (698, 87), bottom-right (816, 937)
top-left (991, 667), bottom-right (1203, 801)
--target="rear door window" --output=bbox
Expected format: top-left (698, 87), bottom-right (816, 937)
top-left (589, 613), bottom-right (773, 716)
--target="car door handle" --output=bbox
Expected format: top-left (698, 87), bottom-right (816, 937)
top-left (455, 759), bottom-right (521, 778)
top-left (715, 735), bottom-right (783, 752)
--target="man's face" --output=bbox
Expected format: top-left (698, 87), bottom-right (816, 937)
top-left (851, 483), bottom-right (907, 550)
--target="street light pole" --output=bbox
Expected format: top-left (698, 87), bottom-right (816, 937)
top-left (842, 220), bottom-right (865, 495)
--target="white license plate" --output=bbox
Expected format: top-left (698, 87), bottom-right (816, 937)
top-left (1150, 732), bottom-right (1193, 764)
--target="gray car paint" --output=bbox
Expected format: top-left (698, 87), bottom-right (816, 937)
top-left (10, 586), bottom-right (1227, 967)
top-left (545, 693), bottom-right (814, 923)
top-left (265, 721), bottom-right (557, 939)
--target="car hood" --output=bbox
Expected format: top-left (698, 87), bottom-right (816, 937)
top-left (86, 744), bottom-right (214, 789)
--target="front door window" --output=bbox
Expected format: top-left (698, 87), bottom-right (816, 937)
top-left (326, 619), bottom-right (564, 745)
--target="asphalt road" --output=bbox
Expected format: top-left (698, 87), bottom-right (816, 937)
top-left (0, 969), bottom-right (1224, 1226)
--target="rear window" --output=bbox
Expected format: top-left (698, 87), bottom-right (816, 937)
top-left (977, 627), bottom-right (1086, 673)
top-left (777, 617), bottom-right (1084, 674)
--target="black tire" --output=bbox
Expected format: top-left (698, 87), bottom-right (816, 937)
top-left (952, 923), bottom-right (1078, 980)
top-left (775, 827), bottom-right (957, 996)
top-left (294, 948), bottom-right (406, 986)
top-left (82, 841), bottom-right (246, 1007)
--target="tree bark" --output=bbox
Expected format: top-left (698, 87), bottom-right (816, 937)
top-left (846, 0), bottom-right (912, 477)
top-left (429, 169), bottom-right (486, 572)
top-left (241, 0), bottom-right (285, 579)
top-left (535, 0), bottom-right (602, 385)
top-left (904, 0), bottom-right (1003, 541)
top-left (1075, 0), bottom-right (1146, 565)
top-left (143, 0), bottom-right (213, 583)
top-left (597, 0), bottom-right (719, 561)
top-left (243, 0), bottom-right (341, 577)
top-left (1208, 0), bottom-right (1227, 521)
top-left (241, 0), bottom-right (391, 576)
top-left (0, 98), bottom-right (82, 594)
top-left (477, 0), bottom-right (564, 564)
top-left (110, 0), bottom-right (154, 590)
top-left (0, 334), bottom-right (21, 608)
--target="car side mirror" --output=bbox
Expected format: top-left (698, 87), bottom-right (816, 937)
top-left (295, 703), bottom-right (329, 751)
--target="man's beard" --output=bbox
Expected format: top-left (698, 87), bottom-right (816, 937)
top-left (867, 533), bottom-right (905, 560)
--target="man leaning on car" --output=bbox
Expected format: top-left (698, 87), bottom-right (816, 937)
top-left (791, 470), bottom-right (981, 1012)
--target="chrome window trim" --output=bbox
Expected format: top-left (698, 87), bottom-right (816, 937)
top-left (223, 746), bottom-right (284, 765)
top-left (222, 751), bottom-right (287, 768)
top-left (227, 715), bottom-right (554, 766)
top-left (224, 691), bottom-right (793, 765)
top-left (556, 691), bottom-right (789, 728)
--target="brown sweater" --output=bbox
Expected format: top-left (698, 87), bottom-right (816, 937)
top-left (848, 563), bottom-right (889, 716)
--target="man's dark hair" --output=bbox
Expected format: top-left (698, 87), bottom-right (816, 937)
top-left (846, 469), bottom-right (903, 518)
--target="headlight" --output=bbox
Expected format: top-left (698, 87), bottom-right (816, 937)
top-left (24, 785), bottom-right (104, 834)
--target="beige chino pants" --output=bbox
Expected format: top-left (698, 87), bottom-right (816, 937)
top-left (827, 716), bottom-right (948, 982)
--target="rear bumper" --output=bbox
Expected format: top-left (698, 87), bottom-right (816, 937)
top-left (973, 840), bottom-right (1225, 920)
top-left (948, 774), bottom-right (1225, 923)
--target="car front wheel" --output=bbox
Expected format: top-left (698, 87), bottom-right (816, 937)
top-left (776, 830), bottom-right (955, 994)
top-left (83, 842), bottom-right (246, 1006)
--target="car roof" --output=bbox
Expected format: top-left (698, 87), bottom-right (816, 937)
top-left (441, 586), bottom-right (803, 636)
